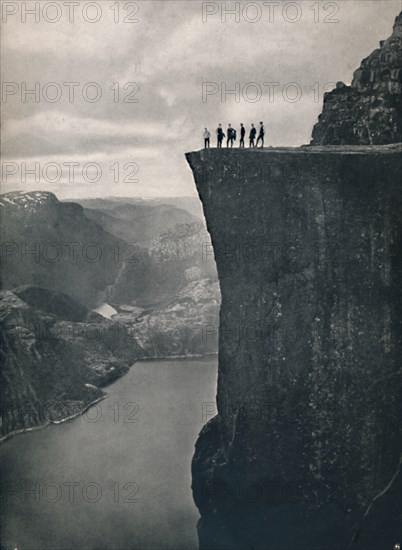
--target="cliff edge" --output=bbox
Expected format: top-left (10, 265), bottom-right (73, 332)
top-left (186, 144), bottom-right (401, 549)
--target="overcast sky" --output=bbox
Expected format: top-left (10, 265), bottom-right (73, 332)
top-left (1, 0), bottom-right (400, 198)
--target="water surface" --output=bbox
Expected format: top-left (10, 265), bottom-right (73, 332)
top-left (92, 302), bottom-right (118, 319)
top-left (0, 359), bottom-right (218, 550)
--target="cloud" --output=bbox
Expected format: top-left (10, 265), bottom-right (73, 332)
top-left (3, 110), bottom-right (189, 158)
top-left (5, 111), bottom-right (181, 140)
top-left (2, 0), bottom-right (401, 198)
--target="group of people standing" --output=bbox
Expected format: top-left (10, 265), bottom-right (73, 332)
top-left (203, 122), bottom-right (265, 149)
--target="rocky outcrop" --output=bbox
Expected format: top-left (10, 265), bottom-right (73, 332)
top-left (186, 145), bottom-right (401, 549)
top-left (108, 222), bottom-right (217, 307)
top-left (0, 286), bottom-right (141, 440)
top-left (311, 12), bottom-right (402, 145)
top-left (113, 277), bottom-right (220, 358)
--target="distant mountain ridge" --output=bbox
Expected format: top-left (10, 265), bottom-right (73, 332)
top-left (70, 196), bottom-right (204, 219)
top-left (74, 197), bottom-right (201, 246)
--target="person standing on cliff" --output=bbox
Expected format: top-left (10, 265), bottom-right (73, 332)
top-left (227, 124), bottom-right (236, 147)
top-left (249, 123), bottom-right (256, 147)
top-left (203, 128), bottom-right (211, 148)
top-left (239, 123), bottom-right (245, 148)
top-left (216, 124), bottom-right (225, 148)
top-left (256, 121), bottom-right (265, 148)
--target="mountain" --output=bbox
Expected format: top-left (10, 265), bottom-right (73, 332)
top-left (77, 199), bottom-right (220, 356)
top-left (148, 197), bottom-right (204, 218)
top-left (1, 191), bottom-right (219, 361)
top-left (108, 221), bottom-right (218, 307)
top-left (113, 277), bottom-right (220, 358)
top-left (0, 192), bottom-right (126, 308)
top-left (0, 190), bottom-right (218, 442)
top-left (75, 197), bottom-right (200, 245)
top-left (71, 196), bottom-right (204, 220)
top-left (0, 286), bottom-right (142, 440)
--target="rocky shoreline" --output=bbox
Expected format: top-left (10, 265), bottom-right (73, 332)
top-left (0, 287), bottom-right (142, 441)
top-left (0, 393), bottom-right (110, 444)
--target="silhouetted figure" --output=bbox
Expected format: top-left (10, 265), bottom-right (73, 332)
top-left (227, 124), bottom-right (236, 147)
top-left (216, 124), bottom-right (225, 148)
top-left (256, 121), bottom-right (265, 148)
top-left (203, 128), bottom-right (211, 148)
top-left (239, 123), bottom-right (245, 148)
top-left (249, 123), bottom-right (256, 147)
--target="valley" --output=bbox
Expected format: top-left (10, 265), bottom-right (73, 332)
top-left (0, 192), bottom-right (220, 439)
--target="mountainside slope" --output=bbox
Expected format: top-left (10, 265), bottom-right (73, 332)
top-left (0, 192), bottom-right (127, 307)
top-left (108, 221), bottom-right (217, 307)
top-left (0, 286), bottom-right (142, 440)
top-left (113, 277), bottom-right (220, 358)
top-left (77, 198), bottom-right (199, 245)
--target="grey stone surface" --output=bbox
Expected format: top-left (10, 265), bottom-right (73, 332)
top-left (186, 145), bottom-right (401, 549)
top-left (311, 12), bottom-right (402, 146)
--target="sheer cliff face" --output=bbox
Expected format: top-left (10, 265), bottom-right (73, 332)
top-left (311, 12), bottom-right (402, 145)
top-left (186, 145), bottom-right (401, 549)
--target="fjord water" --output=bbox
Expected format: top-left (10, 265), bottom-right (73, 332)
top-left (0, 359), bottom-right (218, 550)
top-left (92, 302), bottom-right (119, 319)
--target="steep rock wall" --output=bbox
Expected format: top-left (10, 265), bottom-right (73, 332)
top-left (186, 145), bottom-right (401, 549)
top-left (311, 12), bottom-right (402, 145)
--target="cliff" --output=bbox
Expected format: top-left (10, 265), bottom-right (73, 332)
top-left (0, 286), bottom-right (141, 440)
top-left (186, 145), bottom-right (401, 549)
top-left (311, 12), bottom-right (402, 145)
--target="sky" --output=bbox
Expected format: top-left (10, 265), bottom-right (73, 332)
top-left (1, 0), bottom-right (401, 198)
